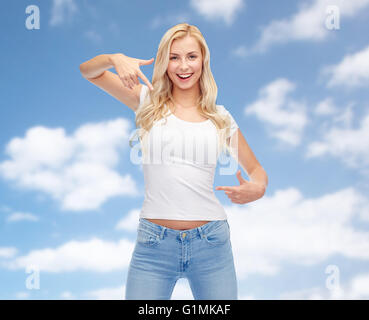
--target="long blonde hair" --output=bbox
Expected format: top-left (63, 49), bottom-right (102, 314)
top-left (129, 23), bottom-right (234, 157)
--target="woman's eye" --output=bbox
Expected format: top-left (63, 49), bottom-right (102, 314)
top-left (170, 56), bottom-right (197, 60)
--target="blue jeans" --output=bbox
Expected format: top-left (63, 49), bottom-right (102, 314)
top-left (125, 218), bottom-right (238, 300)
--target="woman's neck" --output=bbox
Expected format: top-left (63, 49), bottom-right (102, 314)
top-left (171, 85), bottom-right (201, 109)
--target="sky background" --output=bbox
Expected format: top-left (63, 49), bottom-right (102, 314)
top-left (1, 0), bottom-right (369, 300)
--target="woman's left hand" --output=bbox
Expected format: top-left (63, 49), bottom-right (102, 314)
top-left (215, 170), bottom-right (265, 204)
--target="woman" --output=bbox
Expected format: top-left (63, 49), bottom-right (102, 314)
top-left (80, 23), bottom-right (268, 300)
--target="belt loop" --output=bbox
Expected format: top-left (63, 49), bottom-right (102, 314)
top-left (160, 226), bottom-right (166, 240)
top-left (197, 226), bottom-right (204, 239)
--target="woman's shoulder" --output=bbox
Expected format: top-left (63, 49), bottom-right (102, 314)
top-left (216, 104), bottom-right (237, 117)
top-left (135, 84), bottom-right (150, 115)
top-left (215, 104), bottom-right (239, 130)
top-left (140, 84), bottom-right (150, 103)
top-left (215, 104), bottom-right (228, 115)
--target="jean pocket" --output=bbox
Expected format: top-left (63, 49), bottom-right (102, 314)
top-left (137, 227), bottom-right (161, 247)
top-left (204, 222), bottom-right (229, 247)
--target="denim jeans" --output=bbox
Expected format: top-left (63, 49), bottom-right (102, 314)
top-left (125, 217), bottom-right (238, 300)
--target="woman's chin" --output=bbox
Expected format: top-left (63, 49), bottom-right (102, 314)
top-left (174, 77), bottom-right (198, 88)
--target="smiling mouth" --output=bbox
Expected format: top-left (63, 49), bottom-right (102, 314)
top-left (176, 73), bottom-right (193, 80)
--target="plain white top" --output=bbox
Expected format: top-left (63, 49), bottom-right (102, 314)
top-left (134, 84), bottom-right (239, 220)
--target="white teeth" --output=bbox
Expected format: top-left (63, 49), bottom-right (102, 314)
top-left (177, 74), bottom-right (192, 79)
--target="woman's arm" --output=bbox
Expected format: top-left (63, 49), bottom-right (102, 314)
top-left (79, 53), bottom-right (154, 112)
top-left (234, 129), bottom-right (268, 189)
top-left (216, 129), bottom-right (268, 204)
top-left (79, 54), bottom-right (113, 79)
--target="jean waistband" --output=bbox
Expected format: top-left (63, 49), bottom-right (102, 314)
top-left (138, 218), bottom-right (228, 239)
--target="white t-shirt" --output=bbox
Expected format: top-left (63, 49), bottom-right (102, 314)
top-left (134, 84), bottom-right (239, 220)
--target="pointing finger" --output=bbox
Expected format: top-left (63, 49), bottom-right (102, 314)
top-left (137, 69), bottom-right (153, 91)
top-left (139, 57), bottom-right (154, 66)
top-left (216, 186), bottom-right (235, 192)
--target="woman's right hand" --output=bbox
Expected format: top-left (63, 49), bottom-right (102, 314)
top-left (109, 53), bottom-right (154, 91)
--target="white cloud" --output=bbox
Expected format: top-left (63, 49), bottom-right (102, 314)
top-left (239, 294), bottom-right (255, 300)
top-left (190, 0), bottom-right (245, 25)
top-left (60, 291), bottom-right (75, 299)
top-left (0, 247), bottom-right (18, 259)
top-left (322, 45), bottom-right (369, 88)
top-left (0, 118), bottom-right (139, 211)
top-left (225, 186), bottom-right (369, 279)
top-left (2, 237), bottom-right (135, 273)
top-left (244, 78), bottom-right (308, 146)
top-left (280, 272), bottom-right (369, 299)
top-left (170, 278), bottom-right (196, 299)
top-left (349, 273), bottom-right (369, 299)
top-left (244, 0), bottom-right (369, 54)
top-left (85, 279), bottom-right (196, 300)
top-left (14, 291), bottom-right (30, 299)
top-left (7, 211), bottom-right (39, 223)
top-left (279, 286), bottom-right (341, 299)
top-left (314, 97), bottom-right (338, 116)
top-left (330, 102), bottom-right (355, 128)
top-left (49, 0), bottom-right (78, 27)
top-left (85, 286), bottom-right (124, 300)
top-left (115, 209), bottom-right (141, 232)
top-left (313, 98), bottom-right (355, 132)
top-left (306, 111), bottom-right (369, 171)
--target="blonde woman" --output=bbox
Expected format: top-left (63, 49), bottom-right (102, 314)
top-left (80, 23), bottom-right (268, 300)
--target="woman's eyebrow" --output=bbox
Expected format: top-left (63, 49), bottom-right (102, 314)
top-left (170, 51), bottom-right (198, 55)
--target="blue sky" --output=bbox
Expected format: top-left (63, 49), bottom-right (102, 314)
top-left (1, 0), bottom-right (369, 299)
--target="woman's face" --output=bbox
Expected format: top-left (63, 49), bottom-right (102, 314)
top-left (167, 35), bottom-right (203, 90)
